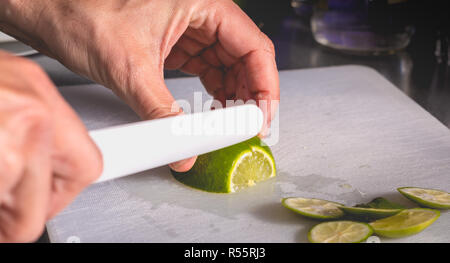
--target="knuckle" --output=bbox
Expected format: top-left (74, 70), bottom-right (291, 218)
top-left (18, 95), bottom-right (51, 118)
top-left (260, 32), bottom-right (275, 55)
top-left (83, 153), bottom-right (103, 183)
top-left (0, 147), bottom-right (24, 181)
top-left (143, 105), bottom-right (179, 120)
top-left (72, 143), bottom-right (103, 185)
top-left (23, 103), bottom-right (50, 122)
top-left (3, 87), bottom-right (51, 119)
top-left (16, 101), bottom-right (52, 133)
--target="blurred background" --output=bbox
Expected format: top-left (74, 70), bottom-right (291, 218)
top-left (239, 0), bottom-right (449, 128)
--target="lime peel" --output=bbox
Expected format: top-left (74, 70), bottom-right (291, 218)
top-left (308, 221), bottom-right (373, 243)
top-left (398, 187), bottom-right (450, 209)
top-left (282, 197), bottom-right (344, 220)
top-left (171, 136), bottom-right (276, 193)
top-left (369, 208), bottom-right (440, 238)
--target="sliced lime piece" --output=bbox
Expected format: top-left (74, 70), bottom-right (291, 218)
top-left (282, 197), bottom-right (344, 220)
top-left (308, 221), bottom-right (373, 243)
top-left (369, 208), bottom-right (440, 238)
top-left (171, 136), bottom-right (276, 193)
top-left (398, 187), bottom-right (450, 209)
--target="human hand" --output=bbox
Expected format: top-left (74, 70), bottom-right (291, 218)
top-left (0, 0), bottom-right (279, 172)
top-left (0, 51), bottom-right (102, 242)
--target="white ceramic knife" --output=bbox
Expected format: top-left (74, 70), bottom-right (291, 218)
top-left (89, 104), bottom-right (263, 183)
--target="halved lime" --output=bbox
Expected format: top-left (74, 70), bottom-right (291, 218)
top-left (340, 197), bottom-right (405, 221)
top-left (369, 208), bottom-right (440, 238)
top-left (282, 197), bottom-right (344, 220)
top-left (398, 187), bottom-right (450, 209)
top-left (171, 136), bottom-right (276, 193)
top-left (308, 221), bottom-right (373, 243)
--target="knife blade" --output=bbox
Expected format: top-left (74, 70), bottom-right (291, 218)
top-left (89, 104), bottom-right (263, 183)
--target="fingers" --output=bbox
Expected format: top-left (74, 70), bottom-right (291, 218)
top-left (133, 75), bottom-right (198, 172)
top-left (46, 92), bottom-right (103, 219)
top-left (212, 42), bottom-right (239, 68)
top-left (3, 57), bottom-right (104, 220)
top-left (242, 49), bottom-right (280, 131)
top-left (126, 71), bottom-right (180, 120)
top-left (0, 113), bottom-right (52, 243)
top-left (0, 54), bottom-right (103, 242)
top-left (116, 59), bottom-right (197, 172)
top-left (168, 156), bottom-right (197, 173)
top-left (166, 0), bottom-right (279, 134)
top-left (195, 1), bottom-right (280, 128)
top-left (165, 46), bottom-right (191, 70)
top-left (213, 2), bottom-right (276, 59)
top-left (174, 35), bottom-right (208, 57)
top-left (217, 3), bottom-right (279, 123)
top-left (0, 141), bottom-right (23, 196)
top-left (166, 46), bottom-right (225, 100)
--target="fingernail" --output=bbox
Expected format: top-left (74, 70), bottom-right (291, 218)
top-left (169, 156), bottom-right (197, 172)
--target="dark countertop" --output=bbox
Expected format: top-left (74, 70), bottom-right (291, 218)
top-left (2, 8), bottom-right (448, 243)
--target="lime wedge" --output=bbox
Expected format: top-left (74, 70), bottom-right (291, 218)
top-left (171, 136), bottom-right (276, 193)
top-left (369, 208), bottom-right (440, 238)
top-left (398, 187), bottom-right (450, 209)
top-left (340, 197), bottom-right (405, 221)
top-left (308, 221), bottom-right (373, 243)
top-left (282, 197), bottom-right (344, 220)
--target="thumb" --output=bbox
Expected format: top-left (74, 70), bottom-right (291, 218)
top-left (121, 70), bottom-right (197, 172)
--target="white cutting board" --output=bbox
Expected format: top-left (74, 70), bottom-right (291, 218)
top-left (47, 66), bottom-right (450, 243)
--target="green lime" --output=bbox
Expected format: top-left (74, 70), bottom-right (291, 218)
top-left (308, 221), bottom-right (373, 243)
top-left (171, 136), bottom-right (276, 193)
top-left (282, 197), bottom-right (344, 220)
top-left (369, 208), bottom-right (440, 238)
top-left (398, 187), bottom-right (450, 209)
top-left (340, 197), bottom-right (405, 221)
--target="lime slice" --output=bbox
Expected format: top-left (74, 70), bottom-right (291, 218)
top-left (282, 197), bottom-right (344, 220)
top-left (369, 208), bottom-right (440, 238)
top-left (171, 136), bottom-right (276, 193)
top-left (339, 207), bottom-right (402, 221)
top-left (398, 187), bottom-right (450, 209)
top-left (308, 221), bottom-right (373, 243)
top-left (340, 197), bottom-right (405, 221)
